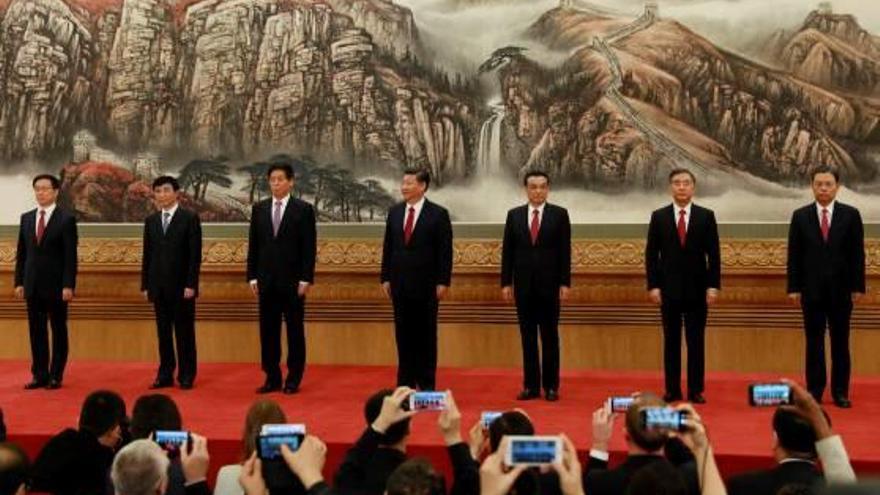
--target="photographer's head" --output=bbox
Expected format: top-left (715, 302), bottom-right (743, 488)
top-left (0, 442), bottom-right (29, 495)
top-left (624, 458), bottom-right (687, 495)
top-left (386, 458), bottom-right (445, 495)
top-left (772, 408), bottom-right (826, 461)
top-left (130, 394), bottom-right (182, 440)
top-left (111, 439), bottom-right (169, 495)
top-left (626, 394), bottom-right (669, 454)
top-left (242, 399), bottom-right (287, 460)
top-left (488, 410), bottom-right (534, 453)
top-left (366, 389), bottom-right (411, 448)
top-left (79, 390), bottom-right (127, 449)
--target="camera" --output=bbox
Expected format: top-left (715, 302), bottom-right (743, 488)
top-left (256, 425), bottom-right (307, 460)
top-left (153, 430), bottom-right (190, 458)
top-left (639, 407), bottom-right (688, 432)
top-left (748, 383), bottom-right (793, 407)
top-left (504, 435), bottom-right (562, 466)
top-left (404, 391), bottom-right (448, 411)
top-left (607, 396), bottom-right (635, 413)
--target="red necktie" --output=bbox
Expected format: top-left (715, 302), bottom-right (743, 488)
top-left (821, 208), bottom-right (830, 243)
top-left (404, 206), bottom-right (415, 245)
top-left (36, 210), bottom-right (46, 244)
top-left (530, 209), bottom-right (540, 245)
top-left (677, 209), bottom-right (687, 247)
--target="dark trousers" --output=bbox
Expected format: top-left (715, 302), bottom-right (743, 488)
top-left (661, 300), bottom-right (706, 396)
top-left (26, 295), bottom-right (68, 383)
top-left (392, 294), bottom-right (438, 390)
top-left (153, 288), bottom-right (197, 384)
top-left (801, 297), bottom-right (852, 400)
top-left (258, 285), bottom-right (306, 388)
top-left (515, 291), bottom-right (560, 392)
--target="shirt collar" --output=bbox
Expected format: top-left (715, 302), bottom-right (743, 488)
top-left (816, 200), bottom-right (835, 216)
top-left (272, 194), bottom-right (290, 209)
top-left (406, 196), bottom-right (426, 211)
top-left (673, 202), bottom-right (692, 216)
top-left (161, 203), bottom-right (179, 217)
top-left (38, 203), bottom-right (57, 216)
top-left (529, 202), bottom-right (546, 214)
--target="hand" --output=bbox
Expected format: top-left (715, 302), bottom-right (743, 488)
top-left (779, 379), bottom-right (832, 439)
top-left (788, 292), bottom-right (801, 304)
top-left (552, 434), bottom-right (585, 495)
top-left (180, 433), bottom-right (210, 484)
top-left (436, 285), bottom-right (448, 300)
top-left (671, 404), bottom-right (708, 454)
top-left (61, 288), bottom-right (74, 302)
top-left (298, 282), bottom-right (310, 298)
top-left (382, 281), bottom-right (391, 299)
top-left (437, 390), bottom-right (462, 445)
top-left (14, 286), bottom-right (24, 299)
top-left (183, 288), bottom-right (195, 299)
top-left (479, 438), bottom-right (527, 495)
top-left (591, 404), bottom-right (616, 452)
top-left (706, 288), bottom-right (718, 306)
top-left (281, 435), bottom-right (327, 489)
top-left (501, 286), bottom-right (513, 303)
top-left (238, 453), bottom-right (267, 495)
top-left (649, 288), bottom-right (662, 305)
top-left (372, 386), bottom-right (417, 434)
top-left (559, 286), bottom-right (570, 301)
top-left (468, 420), bottom-right (488, 460)
top-left (250, 281), bottom-right (259, 297)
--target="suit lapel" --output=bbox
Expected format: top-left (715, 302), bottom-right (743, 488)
top-left (25, 210), bottom-right (36, 245)
top-left (807, 204), bottom-right (823, 244)
top-left (827, 204), bottom-right (844, 245)
top-left (685, 205), bottom-right (699, 247)
top-left (39, 208), bottom-right (62, 244)
top-left (535, 205), bottom-right (553, 246)
top-left (409, 200), bottom-right (431, 243)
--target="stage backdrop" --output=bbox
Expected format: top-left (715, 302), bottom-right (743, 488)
top-left (0, 0), bottom-right (879, 223)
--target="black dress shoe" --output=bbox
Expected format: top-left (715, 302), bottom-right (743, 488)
top-left (688, 393), bottom-right (706, 404)
top-left (545, 390), bottom-right (560, 402)
top-left (46, 379), bottom-right (62, 390)
top-left (24, 380), bottom-right (47, 390)
top-left (283, 384), bottom-right (299, 395)
top-left (179, 382), bottom-right (193, 390)
top-left (833, 396), bottom-right (852, 408)
top-left (150, 379), bottom-right (173, 389)
top-left (516, 389), bottom-right (540, 401)
top-left (663, 392), bottom-right (683, 403)
top-left (256, 383), bottom-right (281, 394)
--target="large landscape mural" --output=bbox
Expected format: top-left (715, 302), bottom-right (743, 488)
top-left (0, 0), bottom-right (878, 223)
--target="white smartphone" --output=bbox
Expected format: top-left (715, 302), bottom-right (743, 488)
top-left (504, 435), bottom-right (562, 466)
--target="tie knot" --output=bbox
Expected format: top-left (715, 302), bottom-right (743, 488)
top-left (163, 212), bottom-right (170, 218)
top-left (409, 206), bottom-right (415, 213)
top-left (679, 209), bottom-right (686, 216)
top-left (822, 208), bottom-right (829, 215)
top-left (275, 201), bottom-right (282, 207)
top-left (39, 210), bottom-right (45, 216)
top-left (533, 209), bottom-right (539, 216)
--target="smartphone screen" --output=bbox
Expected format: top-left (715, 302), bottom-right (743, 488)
top-left (505, 436), bottom-right (561, 466)
top-left (154, 430), bottom-right (189, 457)
top-left (408, 391), bottom-right (448, 411)
top-left (749, 383), bottom-right (793, 407)
top-left (608, 396), bottom-right (635, 413)
top-left (640, 407), bottom-right (686, 431)
top-left (257, 433), bottom-right (305, 460)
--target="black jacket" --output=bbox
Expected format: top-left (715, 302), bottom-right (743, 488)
top-left (501, 203), bottom-right (571, 297)
top-left (585, 454), bottom-right (697, 495)
top-left (30, 428), bottom-right (115, 495)
top-left (247, 197), bottom-right (317, 289)
top-left (334, 427), bottom-right (407, 495)
top-left (727, 461), bottom-right (822, 495)
top-left (141, 207), bottom-right (202, 299)
top-left (15, 207), bottom-right (78, 299)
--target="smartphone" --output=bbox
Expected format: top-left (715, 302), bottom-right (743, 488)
top-left (260, 423), bottom-right (306, 435)
top-left (504, 435), bottom-right (562, 466)
top-left (154, 430), bottom-right (190, 457)
top-left (481, 411), bottom-right (503, 429)
top-left (256, 432), bottom-right (306, 460)
top-left (406, 391), bottom-right (448, 411)
top-left (608, 396), bottom-right (635, 413)
top-left (639, 407), bottom-right (687, 432)
top-left (749, 383), bottom-right (793, 407)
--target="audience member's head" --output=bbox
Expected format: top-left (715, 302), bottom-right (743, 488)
top-left (0, 442), bottom-right (29, 495)
top-left (241, 399), bottom-right (287, 460)
top-left (625, 458), bottom-right (687, 495)
top-left (625, 393), bottom-right (669, 454)
top-left (111, 439), bottom-right (169, 495)
top-left (385, 458), bottom-right (446, 495)
top-left (365, 389), bottom-right (411, 447)
top-left (130, 394), bottom-right (182, 440)
top-left (488, 410), bottom-right (534, 452)
top-left (772, 408), bottom-right (825, 461)
top-left (79, 390), bottom-right (127, 448)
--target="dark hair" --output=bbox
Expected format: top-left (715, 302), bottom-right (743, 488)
top-left (267, 163), bottom-right (294, 180)
top-left (241, 400), bottom-right (287, 460)
top-left (385, 458), bottom-right (446, 495)
top-left (0, 442), bottom-right (29, 495)
top-left (151, 175), bottom-right (180, 191)
top-left (79, 390), bottom-right (126, 438)
top-left (129, 394), bottom-right (182, 440)
top-left (403, 168), bottom-right (431, 192)
top-left (776, 484), bottom-right (815, 495)
top-left (668, 168), bottom-right (696, 184)
top-left (810, 165), bottom-right (839, 183)
top-left (625, 393), bottom-right (669, 452)
top-left (625, 459), bottom-right (687, 495)
top-left (364, 389), bottom-right (410, 446)
top-left (523, 170), bottom-right (551, 186)
top-left (773, 408), bottom-right (821, 459)
top-left (488, 410), bottom-right (534, 452)
top-left (32, 174), bottom-right (60, 189)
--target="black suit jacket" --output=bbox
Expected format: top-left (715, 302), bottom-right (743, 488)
top-left (645, 204), bottom-right (721, 302)
top-left (381, 199), bottom-right (453, 300)
top-left (30, 428), bottom-right (115, 495)
top-left (787, 202), bottom-right (865, 303)
top-left (501, 203), bottom-right (571, 298)
top-left (585, 454), bottom-right (698, 495)
top-left (14, 207), bottom-right (78, 299)
top-left (246, 196), bottom-right (317, 290)
top-left (727, 461), bottom-right (822, 495)
top-left (141, 207), bottom-right (202, 300)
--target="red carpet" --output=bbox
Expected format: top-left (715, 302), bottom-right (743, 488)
top-left (2, 360), bottom-right (879, 486)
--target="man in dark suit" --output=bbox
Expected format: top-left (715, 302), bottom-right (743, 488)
top-left (501, 171), bottom-right (571, 402)
top-left (14, 174), bottom-right (78, 390)
top-left (381, 168), bottom-right (453, 391)
top-left (141, 176), bottom-right (202, 390)
top-left (247, 163), bottom-right (317, 394)
top-left (645, 168), bottom-right (720, 404)
top-left (787, 165), bottom-right (865, 409)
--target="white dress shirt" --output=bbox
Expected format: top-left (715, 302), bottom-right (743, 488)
top-left (160, 203), bottom-right (179, 229)
top-left (35, 203), bottom-right (57, 235)
top-left (672, 202), bottom-right (692, 230)
top-left (403, 196), bottom-right (426, 230)
top-left (528, 202), bottom-right (546, 227)
top-left (816, 200), bottom-right (835, 227)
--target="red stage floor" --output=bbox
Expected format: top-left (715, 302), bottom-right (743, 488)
top-left (2, 360), bottom-right (879, 486)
